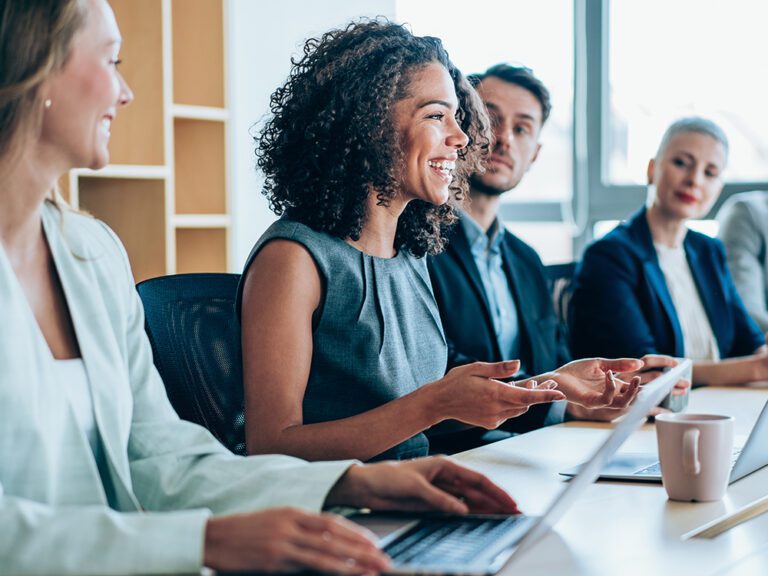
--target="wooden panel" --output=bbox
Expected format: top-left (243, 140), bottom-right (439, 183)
top-left (78, 178), bottom-right (166, 282)
top-left (176, 228), bottom-right (227, 273)
top-left (172, 0), bottom-right (224, 107)
top-left (174, 119), bottom-right (226, 214)
top-left (57, 174), bottom-right (70, 204)
top-left (109, 0), bottom-right (165, 165)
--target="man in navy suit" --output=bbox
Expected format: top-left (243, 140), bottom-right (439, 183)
top-left (428, 64), bottom-right (572, 451)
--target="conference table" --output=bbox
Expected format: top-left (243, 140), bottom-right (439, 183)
top-left (452, 385), bottom-right (768, 575)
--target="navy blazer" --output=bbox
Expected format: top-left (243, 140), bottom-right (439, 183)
top-left (428, 222), bottom-right (570, 439)
top-left (569, 207), bottom-right (764, 360)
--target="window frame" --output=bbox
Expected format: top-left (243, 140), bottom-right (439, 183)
top-left (501, 0), bottom-right (768, 257)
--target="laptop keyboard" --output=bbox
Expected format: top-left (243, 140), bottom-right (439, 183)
top-left (383, 516), bottom-right (525, 567)
top-left (634, 447), bottom-right (743, 476)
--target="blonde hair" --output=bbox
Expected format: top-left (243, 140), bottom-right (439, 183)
top-left (0, 0), bottom-right (87, 167)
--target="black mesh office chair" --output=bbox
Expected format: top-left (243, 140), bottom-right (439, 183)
top-left (136, 273), bottom-right (246, 455)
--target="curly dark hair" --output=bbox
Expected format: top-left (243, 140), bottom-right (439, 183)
top-left (255, 19), bottom-right (490, 257)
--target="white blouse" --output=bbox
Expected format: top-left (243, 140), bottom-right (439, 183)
top-left (655, 243), bottom-right (720, 361)
top-left (57, 357), bottom-right (117, 507)
top-left (57, 359), bottom-right (101, 457)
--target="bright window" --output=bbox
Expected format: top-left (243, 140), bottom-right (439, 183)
top-left (505, 222), bottom-right (574, 265)
top-left (396, 0), bottom-right (574, 203)
top-left (607, 0), bottom-right (768, 184)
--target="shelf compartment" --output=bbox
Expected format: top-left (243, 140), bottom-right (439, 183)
top-left (173, 214), bottom-right (231, 228)
top-left (73, 165), bottom-right (169, 180)
top-left (176, 228), bottom-right (228, 273)
top-left (172, 0), bottom-right (225, 108)
top-left (174, 118), bottom-right (226, 214)
top-left (58, 174), bottom-right (71, 204)
top-left (109, 0), bottom-right (165, 166)
top-left (78, 178), bottom-right (167, 282)
top-left (171, 104), bottom-right (229, 121)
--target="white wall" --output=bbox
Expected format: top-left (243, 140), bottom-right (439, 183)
top-left (227, 0), bottom-right (396, 271)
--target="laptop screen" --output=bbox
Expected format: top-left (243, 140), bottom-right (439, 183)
top-left (513, 359), bottom-right (692, 557)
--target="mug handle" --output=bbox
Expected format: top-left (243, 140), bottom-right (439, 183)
top-left (683, 428), bottom-right (701, 475)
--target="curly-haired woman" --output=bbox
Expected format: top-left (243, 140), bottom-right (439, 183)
top-left (238, 20), bottom-right (644, 462)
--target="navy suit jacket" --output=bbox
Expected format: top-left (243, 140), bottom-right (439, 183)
top-left (428, 222), bottom-right (570, 438)
top-left (569, 207), bottom-right (764, 360)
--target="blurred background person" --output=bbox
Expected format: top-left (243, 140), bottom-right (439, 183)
top-left (570, 117), bottom-right (768, 386)
top-left (717, 190), bottom-right (768, 333)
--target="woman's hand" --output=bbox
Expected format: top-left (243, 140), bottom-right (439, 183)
top-left (203, 508), bottom-right (389, 574)
top-left (543, 358), bottom-right (644, 409)
top-left (325, 457), bottom-right (521, 515)
top-left (616, 354), bottom-right (690, 399)
top-left (426, 361), bottom-right (566, 429)
top-left (615, 354), bottom-right (680, 385)
top-left (751, 350), bottom-right (768, 382)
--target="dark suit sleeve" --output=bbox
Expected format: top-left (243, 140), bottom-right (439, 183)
top-left (427, 248), bottom-right (563, 439)
top-left (444, 335), bottom-right (478, 371)
top-left (569, 238), bottom-right (659, 359)
top-left (714, 239), bottom-right (766, 356)
top-left (555, 309), bottom-right (573, 367)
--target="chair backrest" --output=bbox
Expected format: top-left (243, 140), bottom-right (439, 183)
top-left (136, 273), bottom-right (246, 455)
top-left (545, 262), bottom-right (577, 346)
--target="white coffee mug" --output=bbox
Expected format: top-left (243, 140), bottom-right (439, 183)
top-left (655, 413), bottom-right (734, 502)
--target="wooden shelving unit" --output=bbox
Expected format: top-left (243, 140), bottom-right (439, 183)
top-left (67, 0), bottom-right (229, 282)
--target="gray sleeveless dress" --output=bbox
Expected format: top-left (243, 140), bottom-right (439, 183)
top-left (236, 217), bottom-right (448, 460)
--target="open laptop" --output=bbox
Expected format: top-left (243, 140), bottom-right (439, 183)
top-left (561, 395), bottom-right (768, 483)
top-left (350, 359), bottom-right (691, 575)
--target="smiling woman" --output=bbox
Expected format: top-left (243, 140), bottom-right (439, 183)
top-left (237, 19), bottom-right (644, 463)
top-left (40, 1), bottom-right (132, 171)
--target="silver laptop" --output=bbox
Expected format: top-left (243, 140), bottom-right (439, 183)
top-left (561, 392), bottom-right (768, 484)
top-left (350, 359), bottom-right (691, 575)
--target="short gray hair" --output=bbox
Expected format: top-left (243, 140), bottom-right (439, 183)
top-left (655, 116), bottom-right (729, 162)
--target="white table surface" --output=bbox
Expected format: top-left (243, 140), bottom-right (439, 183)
top-left (452, 386), bottom-right (768, 576)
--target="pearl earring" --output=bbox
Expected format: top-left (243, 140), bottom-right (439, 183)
top-left (44, 99), bottom-right (52, 109)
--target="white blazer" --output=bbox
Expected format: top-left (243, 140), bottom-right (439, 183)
top-left (0, 202), bottom-right (353, 575)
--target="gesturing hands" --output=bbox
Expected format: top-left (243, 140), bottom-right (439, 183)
top-left (430, 360), bottom-right (566, 429)
top-left (565, 355), bottom-right (687, 422)
top-left (541, 357), bottom-right (644, 410)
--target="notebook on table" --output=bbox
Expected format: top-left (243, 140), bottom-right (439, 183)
top-left (350, 359), bottom-right (691, 575)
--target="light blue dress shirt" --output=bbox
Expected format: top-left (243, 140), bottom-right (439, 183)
top-left (460, 212), bottom-right (522, 370)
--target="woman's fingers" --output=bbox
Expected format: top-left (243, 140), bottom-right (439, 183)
top-left (291, 514), bottom-right (390, 573)
top-left (597, 370), bottom-right (618, 405)
top-left (432, 460), bottom-right (521, 515)
top-left (469, 360), bottom-right (521, 379)
top-left (616, 355), bottom-right (678, 383)
top-left (598, 358), bottom-right (645, 374)
top-left (608, 376), bottom-right (640, 408)
top-left (286, 544), bottom-right (386, 575)
top-left (495, 382), bottom-right (565, 406)
top-left (297, 513), bottom-right (378, 548)
top-left (672, 378), bottom-right (691, 394)
top-left (639, 354), bottom-right (679, 370)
